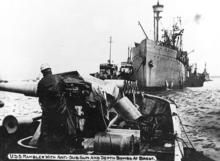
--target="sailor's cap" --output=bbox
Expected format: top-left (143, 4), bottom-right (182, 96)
top-left (40, 63), bottom-right (51, 72)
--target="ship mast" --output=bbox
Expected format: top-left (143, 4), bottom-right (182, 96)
top-left (127, 47), bottom-right (130, 63)
top-left (204, 62), bottom-right (207, 73)
top-left (178, 17), bottom-right (183, 51)
top-left (109, 37), bottom-right (113, 64)
top-left (153, 1), bottom-right (164, 42)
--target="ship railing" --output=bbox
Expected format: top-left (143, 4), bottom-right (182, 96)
top-left (122, 80), bottom-right (138, 95)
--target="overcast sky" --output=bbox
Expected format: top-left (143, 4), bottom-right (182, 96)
top-left (0, 0), bottom-right (219, 80)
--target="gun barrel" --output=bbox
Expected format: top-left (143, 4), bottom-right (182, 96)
top-left (0, 82), bottom-right (38, 97)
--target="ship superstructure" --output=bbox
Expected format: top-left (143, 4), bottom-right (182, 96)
top-left (202, 62), bottom-right (211, 81)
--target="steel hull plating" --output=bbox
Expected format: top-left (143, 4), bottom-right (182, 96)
top-left (131, 39), bottom-right (186, 90)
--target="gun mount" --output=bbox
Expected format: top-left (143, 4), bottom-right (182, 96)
top-left (0, 71), bottom-right (178, 157)
top-left (0, 71), bottom-right (141, 134)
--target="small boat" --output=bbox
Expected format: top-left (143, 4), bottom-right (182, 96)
top-left (184, 63), bottom-right (205, 87)
top-left (0, 72), bottom-right (214, 161)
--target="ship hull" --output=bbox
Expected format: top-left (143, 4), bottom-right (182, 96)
top-left (184, 77), bottom-right (204, 87)
top-left (131, 39), bottom-right (186, 90)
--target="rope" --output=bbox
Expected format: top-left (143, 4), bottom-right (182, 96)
top-left (176, 136), bottom-right (189, 148)
top-left (175, 136), bottom-right (184, 158)
top-left (174, 112), bottom-right (195, 149)
top-left (17, 136), bottom-right (38, 149)
top-left (160, 20), bottom-right (166, 33)
top-left (139, 142), bottom-right (148, 153)
top-left (99, 100), bottom-right (108, 129)
top-left (130, 58), bottom-right (144, 80)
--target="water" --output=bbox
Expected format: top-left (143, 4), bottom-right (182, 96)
top-left (0, 78), bottom-right (220, 160)
top-left (148, 78), bottom-right (220, 161)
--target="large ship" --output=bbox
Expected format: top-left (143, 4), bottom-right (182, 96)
top-left (131, 2), bottom-right (190, 90)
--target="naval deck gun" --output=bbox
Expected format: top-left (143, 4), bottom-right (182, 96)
top-left (0, 71), bottom-right (176, 158)
top-left (0, 72), bottom-right (142, 139)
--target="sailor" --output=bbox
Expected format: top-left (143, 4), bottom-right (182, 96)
top-left (37, 63), bottom-right (67, 150)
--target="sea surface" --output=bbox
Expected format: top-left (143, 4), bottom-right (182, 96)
top-left (0, 78), bottom-right (220, 160)
top-left (148, 77), bottom-right (220, 161)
